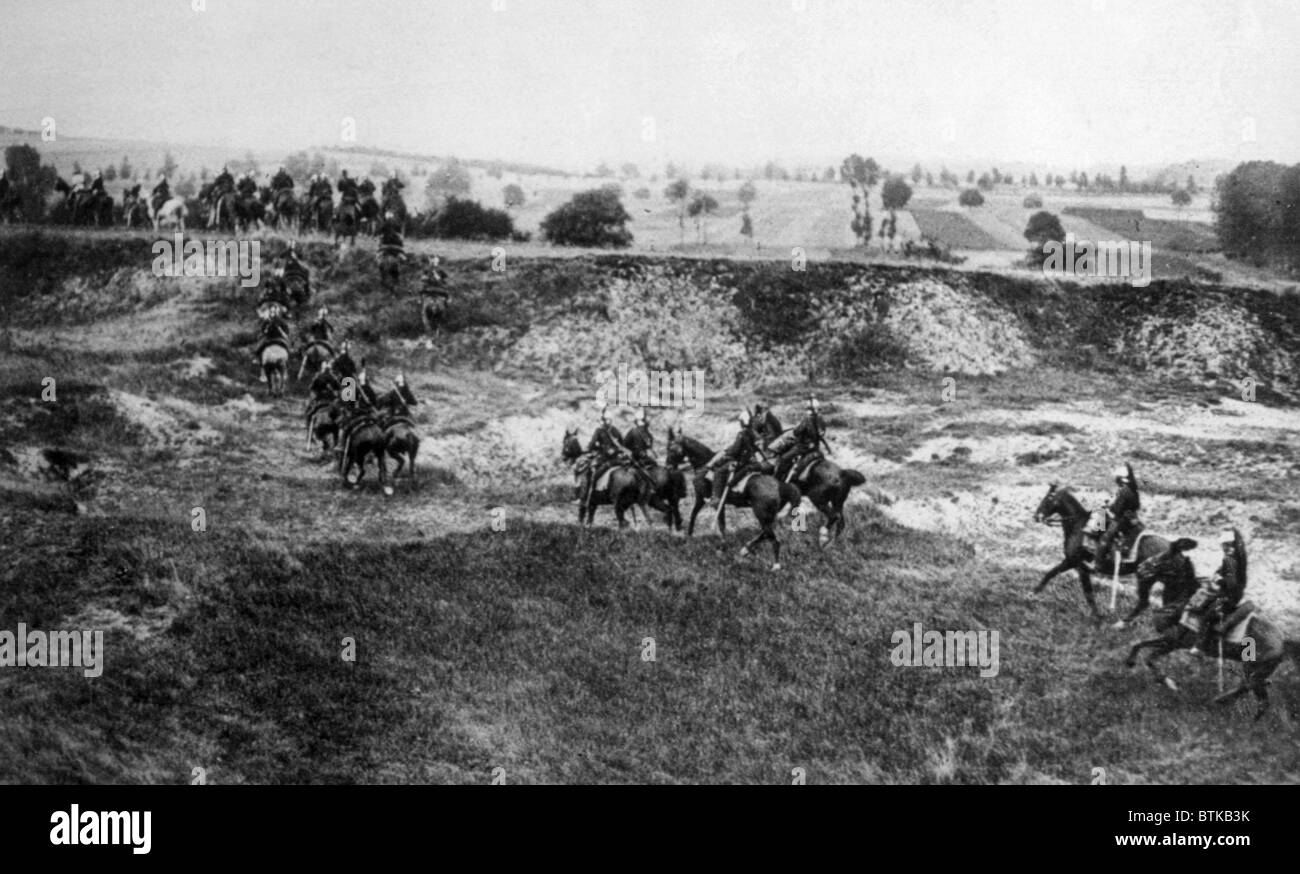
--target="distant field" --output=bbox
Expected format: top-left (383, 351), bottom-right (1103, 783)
top-left (910, 208), bottom-right (1005, 251)
top-left (1063, 207), bottom-right (1220, 253)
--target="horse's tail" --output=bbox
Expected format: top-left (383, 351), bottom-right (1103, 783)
top-left (843, 469), bottom-right (866, 488)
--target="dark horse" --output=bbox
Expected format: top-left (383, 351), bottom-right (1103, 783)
top-left (266, 187), bottom-right (297, 231)
top-left (337, 408), bottom-right (390, 494)
top-left (561, 430), bottom-right (649, 528)
top-left (55, 178), bottom-right (113, 226)
top-left (375, 378), bottom-right (420, 483)
top-left (1033, 483), bottom-right (1169, 622)
top-left (334, 201), bottom-right (359, 246)
top-left (665, 431), bottom-right (802, 570)
top-left (772, 451), bottom-right (868, 547)
top-left (1124, 538), bottom-right (1299, 721)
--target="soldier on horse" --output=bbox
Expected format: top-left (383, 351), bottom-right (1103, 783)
top-left (1184, 529), bottom-right (1249, 657)
top-left (1093, 463), bottom-right (1142, 570)
top-left (767, 397), bottom-right (827, 482)
top-left (707, 409), bottom-right (762, 509)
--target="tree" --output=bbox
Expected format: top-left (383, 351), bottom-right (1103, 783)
top-left (426, 157), bottom-right (472, 210)
top-left (740, 211), bottom-right (754, 245)
top-left (503, 183), bottom-right (526, 208)
top-left (737, 179), bottom-right (758, 210)
top-left (427, 196), bottom-right (516, 239)
top-left (840, 154), bottom-right (881, 245)
top-left (958, 188), bottom-right (985, 207)
top-left (620, 162), bottom-right (640, 179)
top-left (1024, 210), bottom-right (1066, 265)
top-left (911, 163), bottom-right (924, 184)
top-left (1119, 165), bottom-right (1129, 192)
top-left (966, 170), bottom-right (975, 184)
top-left (119, 155), bottom-right (133, 180)
top-left (1186, 174), bottom-right (1199, 195)
top-left (1171, 188), bottom-right (1192, 207)
top-left (161, 152), bottom-right (179, 179)
top-left (540, 188), bottom-right (632, 248)
top-left (664, 178), bottom-right (691, 244)
top-left (977, 173), bottom-right (993, 191)
top-left (925, 172), bottom-right (934, 187)
top-left (687, 192), bottom-right (719, 244)
top-left (881, 176), bottom-right (913, 211)
top-left (1215, 160), bottom-right (1289, 264)
top-left (594, 162), bottom-right (614, 178)
top-left (103, 164), bottom-right (117, 182)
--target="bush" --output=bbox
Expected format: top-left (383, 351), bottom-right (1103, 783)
top-left (1023, 210), bottom-right (1066, 266)
top-left (540, 188), bottom-right (633, 248)
top-left (420, 197), bottom-right (515, 241)
top-left (958, 188), bottom-right (985, 207)
top-left (1171, 188), bottom-right (1192, 207)
top-left (633, 187), bottom-right (651, 199)
top-left (1022, 193), bottom-right (1043, 209)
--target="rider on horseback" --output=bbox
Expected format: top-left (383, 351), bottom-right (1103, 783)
top-left (337, 170), bottom-right (359, 206)
top-left (578, 406), bottom-right (626, 501)
top-left (252, 312), bottom-right (291, 374)
top-left (707, 409), bottom-right (760, 509)
top-left (309, 359), bottom-right (341, 401)
top-left (379, 213), bottom-right (405, 251)
top-left (1094, 463), bottom-right (1141, 570)
top-left (89, 170), bottom-right (104, 195)
top-left (622, 408), bottom-right (657, 487)
top-left (750, 402), bottom-right (783, 451)
top-left (271, 167), bottom-right (294, 192)
top-left (305, 306), bottom-right (334, 345)
top-left (209, 165), bottom-right (235, 227)
top-left (382, 172), bottom-right (404, 201)
top-left (1186, 529), bottom-right (1248, 657)
top-left (151, 175), bottom-right (171, 213)
top-left (236, 171), bottom-right (257, 199)
top-left (768, 397), bottom-right (824, 481)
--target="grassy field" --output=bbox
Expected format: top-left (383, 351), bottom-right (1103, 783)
top-left (1, 233), bottom-right (1298, 784)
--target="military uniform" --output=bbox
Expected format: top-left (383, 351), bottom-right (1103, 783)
top-left (1095, 476), bottom-right (1141, 567)
top-left (708, 423), bottom-right (759, 505)
top-left (309, 367), bottom-right (341, 401)
top-left (271, 170), bottom-right (294, 191)
top-left (770, 410), bottom-right (823, 480)
top-left (337, 175), bottom-right (359, 205)
top-left (1189, 537), bottom-right (1247, 654)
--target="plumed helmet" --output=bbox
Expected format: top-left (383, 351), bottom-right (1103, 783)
top-left (635, 407), bottom-right (647, 424)
top-left (599, 406), bottom-right (610, 422)
top-left (806, 396), bottom-right (819, 412)
top-left (1112, 465), bottom-right (1128, 480)
top-left (1218, 529), bottom-right (1235, 546)
top-left (318, 306), bottom-right (328, 318)
top-left (394, 373), bottom-right (405, 386)
top-left (738, 409), bottom-right (751, 426)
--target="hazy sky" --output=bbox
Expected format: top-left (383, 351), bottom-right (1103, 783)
top-left (2, 0), bottom-right (1296, 171)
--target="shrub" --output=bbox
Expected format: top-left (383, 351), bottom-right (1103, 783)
top-left (422, 197), bottom-right (515, 240)
top-left (1022, 193), bottom-right (1043, 209)
top-left (958, 188), bottom-right (985, 207)
top-left (540, 188), bottom-right (633, 248)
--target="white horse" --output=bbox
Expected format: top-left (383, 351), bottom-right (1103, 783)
top-left (149, 196), bottom-right (188, 232)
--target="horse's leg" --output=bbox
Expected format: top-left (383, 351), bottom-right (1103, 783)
top-left (1077, 565), bottom-right (1102, 619)
top-left (1032, 556), bottom-right (1074, 593)
top-left (768, 523), bottom-right (782, 571)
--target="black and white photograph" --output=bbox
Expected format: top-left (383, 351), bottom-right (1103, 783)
top-left (0, 0), bottom-right (1296, 851)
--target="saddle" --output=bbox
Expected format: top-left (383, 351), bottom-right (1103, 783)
top-left (381, 415), bottom-right (416, 431)
top-left (784, 451), bottom-right (823, 484)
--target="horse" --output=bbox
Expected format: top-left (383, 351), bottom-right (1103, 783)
top-left (376, 377), bottom-right (420, 482)
top-left (297, 338), bottom-right (334, 382)
top-left (212, 190), bottom-right (238, 232)
top-left (56, 179), bottom-right (112, 226)
top-left (770, 448), bottom-right (869, 547)
top-left (267, 187), bottom-right (297, 231)
top-left (337, 409), bottom-right (390, 494)
top-left (301, 195), bottom-right (332, 234)
top-left (259, 338), bottom-right (290, 396)
top-left (148, 195), bottom-right (188, 232)
top-left (305, 398), bottom-right (342, 454)
top-left (561, 430), bottom-right (650, 529)
top-left (1032, 483), bottom-right (1169, 622)
top-left (122, 186), bottom-right (150, 229)
top-left (664, 431), bottom-right (802, 570)
top-left (236, 194), bottom-right (265, 233)
top-left (1124, 540), bottom-right (1299, 721)
top-left (334, 201), bottom-right (359, 246)
top-left (358, 196), bottom-right (381, 235)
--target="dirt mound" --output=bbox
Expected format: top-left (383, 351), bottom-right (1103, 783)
top-left (881, 279), bottom-right (1037, 375)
